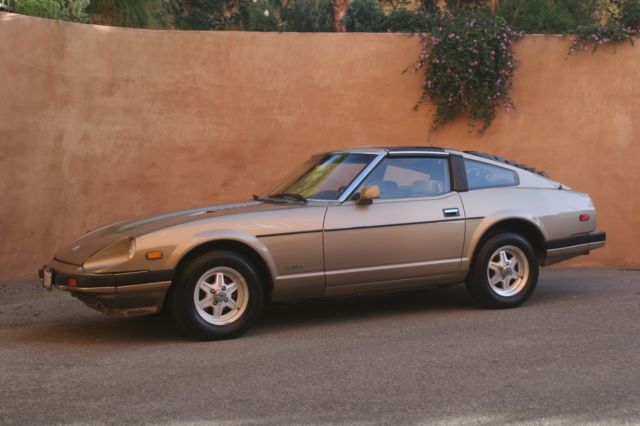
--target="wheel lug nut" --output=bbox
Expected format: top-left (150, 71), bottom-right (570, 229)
top-left (224, 298), bottom-right (228, 302)
top-left (222, 286), bottom-right (226, 291)
top-left (213, 302), bottom-right (217, 305)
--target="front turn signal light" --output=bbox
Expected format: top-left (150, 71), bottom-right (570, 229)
top-left (145, 251), bottom-right (164, 260)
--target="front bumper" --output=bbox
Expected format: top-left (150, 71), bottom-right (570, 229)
top-left (39, 260), bottom-right (174, 317)
top-left (543, 231), bottom-right (606, 266)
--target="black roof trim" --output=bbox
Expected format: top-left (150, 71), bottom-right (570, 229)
top-left (464, 151), bottom-right (549, 178)
top-left (387, 146), bottom-right (446, 152)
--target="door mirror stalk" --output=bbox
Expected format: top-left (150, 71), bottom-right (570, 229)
top-left (356, 185), bottom-right (380, 205)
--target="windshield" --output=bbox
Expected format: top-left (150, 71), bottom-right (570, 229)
top-left (266, 153), bottom-right (375, 201)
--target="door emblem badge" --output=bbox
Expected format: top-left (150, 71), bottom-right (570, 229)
top-left (286, 264), bottom-right (304, 271)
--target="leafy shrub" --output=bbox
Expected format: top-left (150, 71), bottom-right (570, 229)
top-left (239, 0), bottom-right (280, 31)
top-left (280, 0), bottom-right (334, 32)
top-left (497, 0), bottom-right (600, 33)
top-left (86, 0), bottom-right (151, 27)
top-left (12, 0), bottom-right (64, 19)
top-left (568, 23), bottom-right (636, 54)
top-left (345, 0), bottom-right (386, 32)
top-left (171, 0), bottom-right (235, 30)
top-left (620, 0), bottom-right (640, 30)
top-left (419, 0), bottom-right (438, 13)
top-left (411, 13), bottom-right (522, 131)
top-left (446, 0), bottom-right (489, 13)
top-left (385, 8), bottom-right (433, 33)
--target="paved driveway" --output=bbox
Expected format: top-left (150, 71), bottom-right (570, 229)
top-left (1, 268), bottom-right (639, 425)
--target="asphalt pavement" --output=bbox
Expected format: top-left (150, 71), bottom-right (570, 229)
top-left (1, 268), bottom-right (639, 425)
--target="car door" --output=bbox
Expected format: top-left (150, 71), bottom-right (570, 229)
top-left (323, 154), bottom-right (466, 290)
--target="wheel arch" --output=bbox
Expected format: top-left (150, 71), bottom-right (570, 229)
top-left (163, 238), bottom-right (276, 311)
top-left (469, 217), bottom-right (547, 269)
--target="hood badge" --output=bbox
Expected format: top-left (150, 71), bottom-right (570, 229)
top-left (71, 245), bottom-right (81, 252)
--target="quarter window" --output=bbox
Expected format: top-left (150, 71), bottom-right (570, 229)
top-left (464, 159), bottom-right (519, 190)
top-left (358, 157), bottom-right (451, 199)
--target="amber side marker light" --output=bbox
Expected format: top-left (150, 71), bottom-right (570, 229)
top-left (579, 214), bottom-right (590, 222)
top-left (67, 278), bottom-right (77, 287)
top-left (145, 251), bottom-right (164, 260)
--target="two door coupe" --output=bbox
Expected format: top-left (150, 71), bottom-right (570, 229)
top-left (40, 147), bottom-right (606, 339)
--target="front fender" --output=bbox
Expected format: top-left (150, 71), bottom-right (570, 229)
top-left (167, 229), bottom-right (278, 280)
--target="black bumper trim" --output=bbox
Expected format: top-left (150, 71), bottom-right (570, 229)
top-left (39, 267), bottom-right (174, 288)
top-left (546, 231), bottom-right (606, 250)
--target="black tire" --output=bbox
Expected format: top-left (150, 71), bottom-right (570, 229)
top-left (171, 250), bottom-right (264, 340)
top-left (466, 232), bottom-right (539, 309)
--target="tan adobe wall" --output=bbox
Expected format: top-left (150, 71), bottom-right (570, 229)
top-left (1, 13), bottom-right (639, 281)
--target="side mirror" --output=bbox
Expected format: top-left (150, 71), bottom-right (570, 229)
top-left (356, 185), bottom-right (380, 205)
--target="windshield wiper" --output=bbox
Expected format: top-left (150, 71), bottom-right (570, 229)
top-left (267, 192), bottom-right (308, 203)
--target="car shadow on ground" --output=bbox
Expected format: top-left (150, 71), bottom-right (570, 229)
top-left (255, 284), bottom-right (477, 332)
top-left (14, 284), bottom-right (477, 345)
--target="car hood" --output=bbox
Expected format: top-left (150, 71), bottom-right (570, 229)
top-left (53, 201), bottom-right (297, 266)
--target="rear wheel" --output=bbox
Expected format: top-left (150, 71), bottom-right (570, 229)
top-left (466, 232), bottom-right (539, 309)
top-left (171, 251), bottom-right (264, 340)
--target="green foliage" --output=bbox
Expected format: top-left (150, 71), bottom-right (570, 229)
top-left (345, 0), bottom-right (386, 32)
top-left (620, 0), bottom-right (640, 30)
top-left (86, 0), bottom-right (151, 27)
top-left (170, 0), bottom-right (236, 30)
top-left (446, 0), bottom-right (489, 13)
top-left (280, 0), bottom-right (334, 32)
top-left (568, 22), bottom-right (636, 54)
top-left (564, 0), bottom-right (639, 55)
top-left (239, 0), bottom-right (280, 31)
top-left (171, 0), bottom-right (283, 31)
top-left (411, 13), bottom-right (522, 131)
top-left (497, 0), bottom-right (601, 33)
top-left (419, 0), bottom-right (438, 13)
top-left (345, 0), bottom-right (436, 33)
top-left (386, 8), bottom-right (433, 32)
top-left (12, 0), bottom-right (64, 19)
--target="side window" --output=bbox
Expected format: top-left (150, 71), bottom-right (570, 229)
top-left (359, 157), bottom-right (451, 199)
top-left (464, 159), bottom-right (519, 190)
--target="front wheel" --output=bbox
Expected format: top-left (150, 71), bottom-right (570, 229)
top-left (171, 251), bottom-right (264, 340)
top-left (466, 232), bottom-right (539, 309)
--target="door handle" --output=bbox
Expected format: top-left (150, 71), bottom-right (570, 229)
top-left (443, 208), bottom-right (459, 217)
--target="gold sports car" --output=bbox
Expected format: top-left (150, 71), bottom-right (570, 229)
top-left (39, 147), bottom-right (606, 340)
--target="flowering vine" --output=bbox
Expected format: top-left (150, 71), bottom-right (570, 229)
top-left (410, 14), bottom-right (522, 132)
top-left (568, 24), bottom-right (637, 55)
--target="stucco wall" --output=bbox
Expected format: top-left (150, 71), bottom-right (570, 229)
top-left (1, 13), bottom-right (638, 282)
